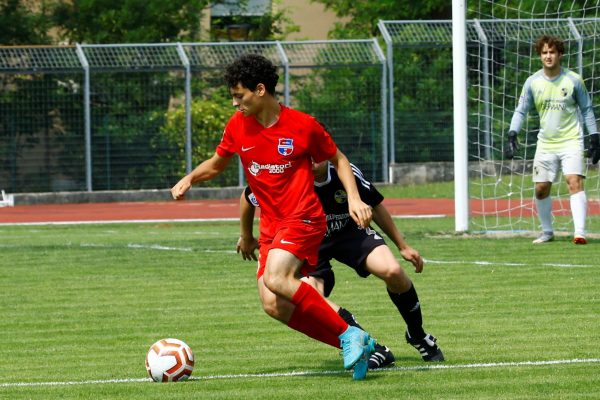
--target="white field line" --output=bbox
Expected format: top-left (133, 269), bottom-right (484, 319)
top-left (425, 258), bottom-right (596, 268)
top-left (0, 215), bottom-right (444, 227)
top-left (1, 358), bottom-right (598, 388)
top-left (0, 241), bottom-right (240, 254)
top-left (0, 241), bottom-right (592, 264)
top-left (126, 243), bottom-right (194, 252)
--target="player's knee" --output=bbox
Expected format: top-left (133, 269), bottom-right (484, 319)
top-left (534, 184), bottom-right (551, 199)
top-left (261, 299), bottom-right (282, 320)
top-left (565, 176), bottom-right (584, 193)
top-left (262, 270), bottom-right (288, 296)
top-left (383, 267), bottom-right (411, 291)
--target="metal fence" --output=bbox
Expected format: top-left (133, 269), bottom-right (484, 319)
top-left (4, 20), bottom-right (599, 196)
top-left (0, 40), bottom-right (386, 193)
top-left (378, 18), bottom-right (600, 164)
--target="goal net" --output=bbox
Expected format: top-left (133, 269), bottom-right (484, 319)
top-left (467, 1), bottom-right (600, 237)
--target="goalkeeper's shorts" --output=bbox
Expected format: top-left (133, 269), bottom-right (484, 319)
top-left (533, 146), bottom-right (585, 182)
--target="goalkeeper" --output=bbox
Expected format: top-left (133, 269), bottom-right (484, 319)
top-left (237, 161), bottom-right (444, 367)
top-left (506, 35), bottom-right (600, 244)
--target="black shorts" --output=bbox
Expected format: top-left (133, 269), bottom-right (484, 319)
top-left (308, 227), bottom-right (386, 297)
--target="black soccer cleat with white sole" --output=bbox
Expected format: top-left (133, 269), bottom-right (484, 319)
top-left (405, 331), bottom-right (445, 362)
top-left (368, 344), bottom-right (396, 369)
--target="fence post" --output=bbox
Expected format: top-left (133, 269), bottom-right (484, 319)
top-left (378, 20), bottom-right (395, 166)
top-left (371, 38), bottom-right (389, 182)
top-left (76, 44), bottom-right (92, 192)
top-left (176, 43), bottom-right (193, 174)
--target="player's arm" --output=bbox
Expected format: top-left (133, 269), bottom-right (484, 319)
top-left (506, 78), bottom-right (534, 159)
top-left (328, 150), bottom-right (372, 228)
top-left (171, 152), bottom-right (232, 200)
top-left (372, 203), bottom-right (424, 273)
top-left (574, 77), bottom-right (600, 164)
top-left (237, 189), bottom-right (259, 261)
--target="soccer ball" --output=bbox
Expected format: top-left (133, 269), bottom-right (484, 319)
top-left (145, 338), bottom-right (195, 382)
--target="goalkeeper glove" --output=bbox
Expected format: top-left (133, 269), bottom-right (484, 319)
top-left (589, 134), bottom-right (600, 165)
top-left (505, 131), bottom-right (518, 159)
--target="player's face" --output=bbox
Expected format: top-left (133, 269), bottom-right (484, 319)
top-left (539, 44), bottom-right (562, 71)
top-left (229, 83), bottom-right (261, 116)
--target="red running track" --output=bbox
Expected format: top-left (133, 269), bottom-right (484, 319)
top-left (1, 198), bottom-right (598, 224)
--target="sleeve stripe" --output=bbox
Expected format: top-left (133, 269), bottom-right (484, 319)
top-left (350, 163), bottom-right (371, 189)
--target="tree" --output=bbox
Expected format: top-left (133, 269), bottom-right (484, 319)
top-left (50, 0), bottom-right (208, 43)
top-left (150, 94), bottom-right (238, 188)
top-left (0, 0), bottom-right (51, 45)
top-left (310, 0), bottom-right (451, 38)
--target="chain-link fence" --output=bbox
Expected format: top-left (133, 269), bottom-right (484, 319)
top-left (5, 21), bottom-right (599, 196)
top-left (0, 40), bottom-right (386, 194)
top-left (378, 19), bottom-right (600, 165)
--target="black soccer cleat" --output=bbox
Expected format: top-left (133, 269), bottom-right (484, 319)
top-left (405, 331), bottom-right (445, 362)
top-left (368, 344), bottom-right (396, 369)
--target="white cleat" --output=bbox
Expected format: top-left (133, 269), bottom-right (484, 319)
top-left (532, 232), bottom-right (554, 244)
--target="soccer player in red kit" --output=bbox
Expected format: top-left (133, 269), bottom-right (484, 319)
top-left (170, 53), bottom-right (375, 380)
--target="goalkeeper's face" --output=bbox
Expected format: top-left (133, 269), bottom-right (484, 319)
top-left (539, 44), bottom-right (562, 71)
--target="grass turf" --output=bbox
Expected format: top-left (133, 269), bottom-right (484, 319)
top-left (0, 219), bottom-right (598, 399)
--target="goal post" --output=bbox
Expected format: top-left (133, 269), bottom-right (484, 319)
top-left (456, 1), bottom-right (600, 236)
top-left (453, 0), bottom-right (470, 232)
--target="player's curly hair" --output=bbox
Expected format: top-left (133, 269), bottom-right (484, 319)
top-left (535, 35), bottom-right (565, 55)
top-left (224, 53), bottom-right (279, 95)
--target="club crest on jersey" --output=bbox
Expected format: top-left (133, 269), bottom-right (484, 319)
top-left (278, 138), bottom-right (294, 156)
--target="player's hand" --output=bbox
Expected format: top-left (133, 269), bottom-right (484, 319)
top-left (170, 176), bottom-right (192, 200)
top-left (400, 246), bottom-right (424, 273)
top-left (348, 199), bottom-right (372, 229)
top-left (237, 236), bottom-right (259, 261)
top-left (588, 134), bottom-right (600, 164)
top-left (505, 131), bottom-right (518, 159)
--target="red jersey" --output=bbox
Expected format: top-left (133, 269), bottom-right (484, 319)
top-left (216, 105), bottom-right (337, 238)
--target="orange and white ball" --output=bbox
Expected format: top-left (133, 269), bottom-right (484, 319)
top-left (145, 338), bottom-right (195, 382)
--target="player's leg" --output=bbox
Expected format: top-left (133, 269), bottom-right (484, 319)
top-left (257, 275), bottom-right (342, 348)
top-left (363, 244), bottom-right (444, 362)
top-left (257, 264), bottom-right (383, 359)
top-left (263, 226), bottom-right (374, 379)
top-left (308, 264), bottom-right (396, 369)
top-left (565, 175), bottom-right (587, 243)
top-left (532, 150), bottom-right (557, 243)
top-left (562, 148), bottom-right (587, 244)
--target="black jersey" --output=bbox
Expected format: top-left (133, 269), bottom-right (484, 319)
top-left (315, 163), bottom-right (384, 240)
top-left (244, 162), bottom-right (384, 241)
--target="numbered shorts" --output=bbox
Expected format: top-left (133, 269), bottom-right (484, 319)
top-left (310, 227), bottom-right (386, 297)
top-left (533, 146), bottom-right (585, 183)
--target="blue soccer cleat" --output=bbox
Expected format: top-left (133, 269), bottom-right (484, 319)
top-left (352, 336), bottom-right (376, 380)
top-left (339, 326), bottom-right (375, 380)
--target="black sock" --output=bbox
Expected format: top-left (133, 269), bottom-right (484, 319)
top-left (337, 307), bottom-right (365, 331)
top-left (387, 284), bottom-right (425, 340)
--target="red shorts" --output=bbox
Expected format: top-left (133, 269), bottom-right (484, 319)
top-left (256, 219), bottom-right (326, 279)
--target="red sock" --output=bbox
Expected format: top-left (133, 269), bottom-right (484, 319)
top-left (287, 282), bottom-right (348, 348)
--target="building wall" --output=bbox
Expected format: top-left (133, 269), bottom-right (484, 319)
top-left (277, 0), bottom-right (344, 40)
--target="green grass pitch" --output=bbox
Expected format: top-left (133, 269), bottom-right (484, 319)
top-left (0, 218), bottom-right (599, 399)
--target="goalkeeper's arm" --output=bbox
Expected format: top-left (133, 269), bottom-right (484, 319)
top-left (505, 130), bottom-right (518, 159)
top-left (589, 133), bottom-right (600, 165)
